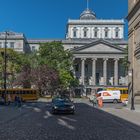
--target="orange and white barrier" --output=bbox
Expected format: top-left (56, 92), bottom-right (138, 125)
top-left (98, 97), bottom-right (103, 108)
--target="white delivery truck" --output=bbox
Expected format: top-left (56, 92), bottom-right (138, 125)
top-left (97, 90), bottom-right (121, 103)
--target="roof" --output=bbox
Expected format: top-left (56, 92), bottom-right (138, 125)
top-left (62, 38), bottom-right (128, 45)
top-left (71, 39), bottom-right (126, 54)
top-left (80, 9), bottom-right (96, 20)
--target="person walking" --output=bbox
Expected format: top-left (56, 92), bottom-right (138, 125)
top-left (17, 96), bottom-right (22, 107)
top-left (91, 93), bottom-right (97, 107)
top-left (14, 95), bottom-right (18, 106)
top-left (7, 94), bottom-right (11, 105)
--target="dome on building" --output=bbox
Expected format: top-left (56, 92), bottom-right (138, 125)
top-left (80, 9), bottom-right (96, 20)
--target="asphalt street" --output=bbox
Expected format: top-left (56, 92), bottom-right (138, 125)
top-left (0, 100), bottom-right (140, 140)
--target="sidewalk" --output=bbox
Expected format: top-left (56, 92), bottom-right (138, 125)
top-left (100, 104), bottom-right (140, 126)
top-left (126, 104), bottom-right (140, 113)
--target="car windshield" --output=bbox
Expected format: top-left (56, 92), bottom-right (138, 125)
top-left (53, 98), bottom-right (71, 103)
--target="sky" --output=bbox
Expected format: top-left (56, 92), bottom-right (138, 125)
top-left (0, 0), bottom-right (128, 39)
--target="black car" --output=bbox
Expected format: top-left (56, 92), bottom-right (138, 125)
top-left (51, 97), bottom-right (75, 114)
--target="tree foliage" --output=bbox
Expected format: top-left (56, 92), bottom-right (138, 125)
top-left (0, 48), bottom-right (23, 88)
top-left (0, 42), bottom-right (79, 95)
top-left (31, 65), bottom-right (59, 95)
top-left (39, 42), bottom-right (78, 91)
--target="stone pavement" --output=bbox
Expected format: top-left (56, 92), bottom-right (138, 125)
top-left (100, 104), bottom-right (140, 126)
top-left (39, 97), bottom-right (140, 127)
top-left (80, 97), bottom-right (140, 126)
top-left (0, 101), bottom-right (47, 125)
top-left (4, 97), bottom-right (139, 129)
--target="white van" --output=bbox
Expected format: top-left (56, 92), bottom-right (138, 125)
top-left (97, 90), bottom-right (121, 103)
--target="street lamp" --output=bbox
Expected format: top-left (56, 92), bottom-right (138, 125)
top-left (3, 31), bottom-right (8, 103)
top-left (128, 68), bottom-right (135, 110)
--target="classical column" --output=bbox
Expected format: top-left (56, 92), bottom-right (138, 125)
top-left (103, 58), bottom-right (108, 85)
top-left (81, 58), bottom-right (86, 85)
top-left (92, 58), bottom-right (97, 85)
top-left (114, 58), bottom-right (119, 86)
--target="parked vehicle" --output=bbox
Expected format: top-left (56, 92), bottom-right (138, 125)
top-left (106, 87), bottom-right (128, 102)
top-left (0, 89), bottom-right (38, 102)
top-left (51, 97), bottom-right (75, 114)
top-left (97, 90), bottom-right (121, 103)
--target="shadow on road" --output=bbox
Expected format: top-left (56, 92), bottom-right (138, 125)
top-left (0, 101), bottom-right (140, 140)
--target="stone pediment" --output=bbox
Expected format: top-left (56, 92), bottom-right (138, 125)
top-left (72, 39), bottom-right (125, 54)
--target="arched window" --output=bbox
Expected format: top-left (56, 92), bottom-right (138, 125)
top-left (115, 27), bottom-right (120, 38)
top-left (104, 27), bottom-right (109, 38)
top-left (83, 27), bottom-right (88, 38)
top-left (73, 27), bottom-right (77, 38)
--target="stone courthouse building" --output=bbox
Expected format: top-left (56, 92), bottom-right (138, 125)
top-left (0, 4), bottom-right (128, 92)
top-left (64, 8), bottom-right (128, 89)
top-left (127, 0), bottom-right (140, 104)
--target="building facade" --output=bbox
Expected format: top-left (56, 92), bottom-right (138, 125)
top-left (64, 8), bottom-right (128, 88)
top-left (127, 0), bottom-right (140, 104)
top-left (0, 31), bottom-right (30, 53)
top-left (0, 7), bottom-right (128, 90)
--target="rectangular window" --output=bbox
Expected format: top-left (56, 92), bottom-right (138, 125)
top-left (75, 64), bottom-right (79, 71)
top-left (115, 31), bottom-right (119, 38)
top-left (32, 46), bottom-right (36, 52)
top-left (105, 31), bottom-right (108, 38)
top-left (104, 27), bottom-right (109, 38)
top-left (115, 27), bottom-right (119, 38)
top-left (84, 31), bottom-right (87, 37)
top-left (94, 27), bottom-right (98, 38)
top-left (85, 64), bottom-right (88, 72)
top-left (94, 31), bottom-right (97, 37)
top-left (10, 42), bottom-right (15, 49)
top-left (4, 42), bottom-right (8, 48)
top-left (73, 31), bottom-right (77, 38)
top-left (0, 42), bottom-right (2, 48)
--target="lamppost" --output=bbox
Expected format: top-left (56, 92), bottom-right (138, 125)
top-left (128, 68), bottom-right (135, 110)
top-left (3, 31), bottom-right (8, 103)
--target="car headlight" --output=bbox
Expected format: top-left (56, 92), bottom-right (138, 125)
top-left (54, 106), bottom-right (58, 109)
top-left (70, 105), bottom-right (75, 109)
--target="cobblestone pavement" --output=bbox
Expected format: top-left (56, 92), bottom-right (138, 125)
top-left (0, 99), bottom-right (140, 140)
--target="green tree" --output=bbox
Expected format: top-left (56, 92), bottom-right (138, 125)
top-left (13, 53), bottom-right (35, 88)
top-left (0, 48), bottom-right (22, 88)
top-left (39, 42), bottom-right (78, 91)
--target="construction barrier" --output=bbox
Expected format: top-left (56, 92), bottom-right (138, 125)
top-left (98, 97), bottom-right (103, 107)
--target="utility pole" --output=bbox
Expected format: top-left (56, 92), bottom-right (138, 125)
top-left (131, 68), bottom-right (135, 110)
top-left (4, 31), bottom-right (8, 103)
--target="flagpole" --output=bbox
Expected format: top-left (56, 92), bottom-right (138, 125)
top-left (87, 0), bottom-right (89, 10)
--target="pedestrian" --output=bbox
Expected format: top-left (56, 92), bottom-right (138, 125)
top-left (7, 94), bottom-right (11, 105)
top-left (14, 95), bottom-right (18, 106)
top-left (91, 93), bottom-right (97, 107)
top-left (17, 96), bottom-right (22, 107)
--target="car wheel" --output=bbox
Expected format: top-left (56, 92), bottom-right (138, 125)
top-left (71, 110), bottom-right (75, 115)
top-left (51, 109), bottom-right (56, 114)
